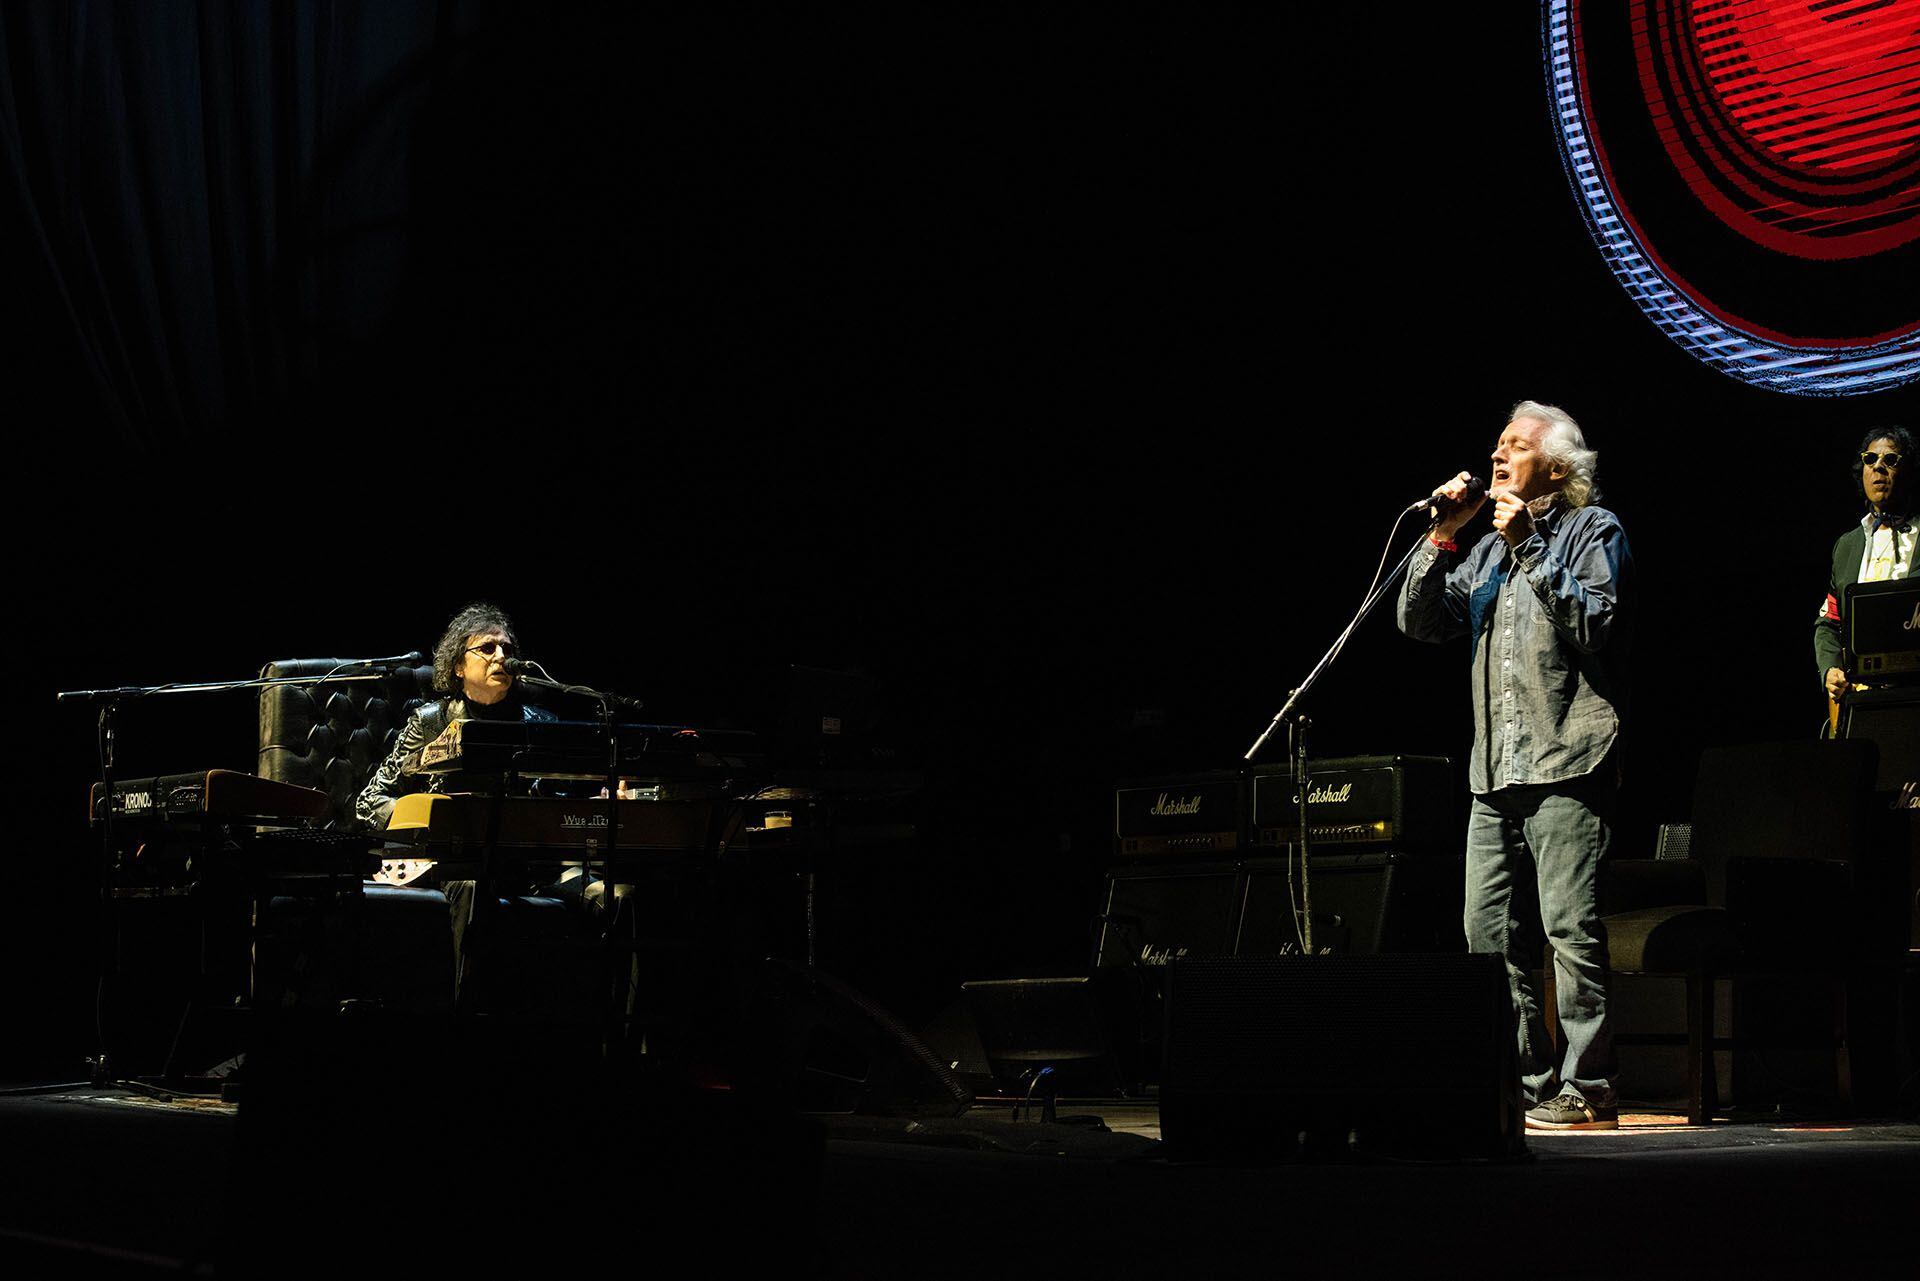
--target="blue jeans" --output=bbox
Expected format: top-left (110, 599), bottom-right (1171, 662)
top-left (1465, 773), bottom-right (1616, 1108)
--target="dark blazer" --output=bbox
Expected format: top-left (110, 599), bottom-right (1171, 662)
top-left (1815, 521), bottom-right (1920, 680)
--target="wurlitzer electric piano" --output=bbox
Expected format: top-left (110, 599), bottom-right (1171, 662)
top-left (380, 690), bottom-right (922, 971)
top-left (376, 714), bottom-right (764, 1055)
top-left (380, 717), bottom-right (763, 885)
top-left (375, 690), bottom-right (927, 1064)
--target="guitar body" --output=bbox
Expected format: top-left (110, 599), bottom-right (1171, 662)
top-left (374, 793), bottom-right (447, 885)
top-left (372, 857), bottom-right (436, 887)
top-left (1829, 678), bottom-right (1872, 739)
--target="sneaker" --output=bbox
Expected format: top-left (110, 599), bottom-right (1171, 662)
top-left (1525, 1090), bottom-right (1618, 1130)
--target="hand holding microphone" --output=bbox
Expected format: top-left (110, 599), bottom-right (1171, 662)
top-left (1412, 472), bottom-right (1488, 541)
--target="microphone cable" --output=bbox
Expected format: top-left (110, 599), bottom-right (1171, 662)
top-left (1280, 501), bottom-right (1441, 952)
top-left (1321, 504), bottom-right (1432, 677)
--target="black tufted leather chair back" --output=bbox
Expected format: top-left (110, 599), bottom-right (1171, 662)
top-left (257, 659), bottom-right (439, 829)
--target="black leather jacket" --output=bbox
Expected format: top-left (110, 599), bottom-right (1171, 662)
top-left (355, 693), bottom-right (556, 832)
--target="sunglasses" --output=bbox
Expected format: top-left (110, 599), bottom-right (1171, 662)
top-left (1861, 451), bottom-right (1903, 469)
top-left (464, 640), bottom-right (515, 658)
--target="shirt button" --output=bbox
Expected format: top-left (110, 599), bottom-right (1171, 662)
top-left (1503, 629), bottom-right (1512, 637)
top-left (1503, 659), bottom-right (1511, 667)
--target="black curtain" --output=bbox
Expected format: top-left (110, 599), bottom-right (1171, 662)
top-left (1, 2), bottom-right (485, 452)
top-left (4, 3), bottom-right (1292, 467)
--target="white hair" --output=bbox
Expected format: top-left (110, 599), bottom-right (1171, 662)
top-left (1511, 399), bottom-right (1600, 509)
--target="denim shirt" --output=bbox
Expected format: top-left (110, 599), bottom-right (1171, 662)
top-left (1396, 502), bottom-right (1632, 795)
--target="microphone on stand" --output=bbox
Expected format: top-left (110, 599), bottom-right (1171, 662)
top-left (1403, 475), bottom-right (1487, 521)
top-left (367, 650), bottom-right (429, 668)
top-left (503, 658), bottom-right (644, 710)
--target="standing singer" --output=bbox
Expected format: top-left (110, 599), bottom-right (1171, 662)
top-left (1396, 401), bottom-right (1632, 1130)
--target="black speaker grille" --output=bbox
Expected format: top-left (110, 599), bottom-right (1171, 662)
top-left (1655, 823), bottom-right (1692, 861)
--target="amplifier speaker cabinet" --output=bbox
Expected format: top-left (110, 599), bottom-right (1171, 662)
top-left (1839, 684), bottom-right (1920, 793)
top-left (1249, 755), bottom-right (1454, 852)
top-left (1093, 859), bottom-right (1243, 971)
top-left (1159, 953), bottom-right (1523, 1161)
top-left (1091, 853), bottom-right (1466, 1085)
top-left (1237, 852), bottom-right (1466, 955)
top-left (1092, 860), bottom-right (1242, 1085)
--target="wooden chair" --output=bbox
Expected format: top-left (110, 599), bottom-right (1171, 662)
top-left (1589, 742), bottom-right (1877, 1123)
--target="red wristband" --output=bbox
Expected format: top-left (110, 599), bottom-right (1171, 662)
top-left (1428, 535), bottom-right (1458, 552)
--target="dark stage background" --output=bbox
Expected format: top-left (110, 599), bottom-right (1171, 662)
top-left (7, 5), bottom-right (1914, 1076)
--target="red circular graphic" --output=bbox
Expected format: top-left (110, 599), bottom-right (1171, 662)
top-left (1637, 0), bottom-right (1920, 259)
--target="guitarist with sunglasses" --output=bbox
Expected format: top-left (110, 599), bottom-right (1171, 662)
top-left (1817, 427), bottom-right (1917, 733)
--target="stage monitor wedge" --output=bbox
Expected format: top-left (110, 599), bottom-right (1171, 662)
top-left (1159, 954), bottom-right (1522, 1162)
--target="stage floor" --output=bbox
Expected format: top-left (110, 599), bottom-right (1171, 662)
top-left (3, 1083), bottom-right (1916, 1278)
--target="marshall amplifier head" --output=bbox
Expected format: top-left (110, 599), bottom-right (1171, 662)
top-left (1847, 577), bottom-right (1920, 680)
top-left (1113, 771), bottom-right (1243, 859)
top-left (1249, 755), bottom-right (1454, 853)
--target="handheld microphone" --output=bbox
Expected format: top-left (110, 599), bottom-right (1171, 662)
top-left (1405, 475), bottom-right (1487, 521)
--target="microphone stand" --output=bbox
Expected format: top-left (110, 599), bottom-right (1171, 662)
top-left (510, 671), bottom-right (645, 1057)
top-left (1244, 520), bottom-right (1436, 956)
top-left (55, 661), bottom-right (407, 1086)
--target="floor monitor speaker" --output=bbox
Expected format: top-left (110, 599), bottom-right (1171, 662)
top-left (1159, 953), bottom-right (1522, 1161)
